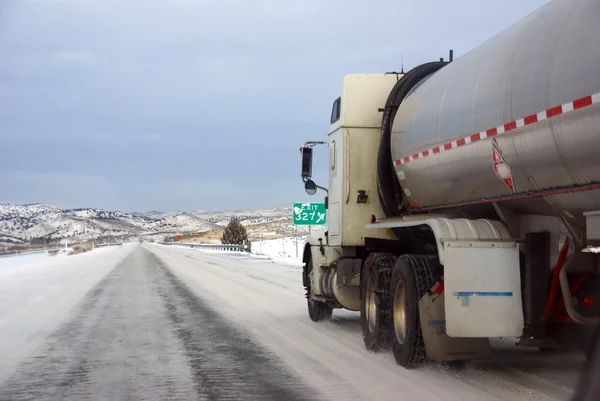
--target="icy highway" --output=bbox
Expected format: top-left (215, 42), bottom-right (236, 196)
top-left (0, 244), bottom-right (586, 401)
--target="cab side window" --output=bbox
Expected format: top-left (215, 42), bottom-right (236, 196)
top-left (330, 97), bottom-right (341, 124)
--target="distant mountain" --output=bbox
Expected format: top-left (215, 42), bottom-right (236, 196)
top-left (0, 203), bottom-right (292, 245)
top-left (199, 205), bottom-right (293, 226)
top-left (130, 210), bottom-right (177, 219)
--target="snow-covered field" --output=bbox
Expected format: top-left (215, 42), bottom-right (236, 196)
top-left (0, 251), bottom-right (51, 270)
top-left (251, 236), bottom-right (306, 265)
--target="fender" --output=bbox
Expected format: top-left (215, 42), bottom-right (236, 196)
top-left (302, 228), bottom-right (328, 288)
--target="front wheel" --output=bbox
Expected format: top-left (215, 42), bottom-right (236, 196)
top-left (306, 258), bottom-right (332, 322)
top-left (308, 297), bottom-right (332, 322)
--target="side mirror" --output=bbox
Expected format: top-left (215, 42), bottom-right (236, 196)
top-left (301, 147), bottom-right (313, 178)
top-left (304, 179), bottom-right (317, 195)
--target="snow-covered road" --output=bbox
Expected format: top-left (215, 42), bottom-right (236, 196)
top-left (0, 244), bottom-right (586, 400)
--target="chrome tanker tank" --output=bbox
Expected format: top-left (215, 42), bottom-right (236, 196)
top-left (389, 0), bottom-right (600, 220)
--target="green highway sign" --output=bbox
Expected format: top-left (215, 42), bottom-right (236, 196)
top-left (292, 202), bottom-right (326, 226)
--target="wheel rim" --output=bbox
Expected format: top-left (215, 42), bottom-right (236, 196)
top-left (367, 276), bottom-right (377, 333)
top-left (393, 280), bottom-right (407, 344)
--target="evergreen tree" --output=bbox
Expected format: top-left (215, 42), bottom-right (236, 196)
top-left (221, 217), bottom-right (248, 245)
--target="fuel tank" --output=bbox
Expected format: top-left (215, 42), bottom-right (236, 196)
top-left (391, 0), bottom-right (600, 218)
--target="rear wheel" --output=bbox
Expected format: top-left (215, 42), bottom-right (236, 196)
top-left (361, 252), bottom-right (396, 352)
top-left (306, 258), bottom-right (332, 322)
top-left (390, 254), bottom-right (440, 368)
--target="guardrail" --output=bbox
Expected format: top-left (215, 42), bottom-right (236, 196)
top-left (0, 248), bottom-right (62, 258)
top-left (0, 242), bottom-right (121, 258)
top-left (160, 242), bottom-right (251, 252)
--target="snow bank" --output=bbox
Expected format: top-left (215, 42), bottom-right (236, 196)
top-left (165, 236), bottom-right (307, 267)
top-left (0, 252), bottom-right (51, 270)
top-left (0, 244), bottom-right (134, 385)
top-left (250, 236), bottom-right (306, 266)
top-left (0, 243), bottom-right (120, 272)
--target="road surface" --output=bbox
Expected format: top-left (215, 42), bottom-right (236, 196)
top-left (0, 244), bottom-right (587, 400)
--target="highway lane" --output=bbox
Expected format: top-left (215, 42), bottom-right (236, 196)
top-left (0, 245), bottom-right (317, 401)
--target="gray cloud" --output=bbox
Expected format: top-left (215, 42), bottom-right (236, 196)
top-left (0, 0), bottom-right (550, 211)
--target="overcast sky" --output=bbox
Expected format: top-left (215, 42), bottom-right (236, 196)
top-left (0, 0), bottom-right (549, 213)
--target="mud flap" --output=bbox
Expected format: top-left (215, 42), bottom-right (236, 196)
top-left (419, 290), bottom-right (492, 362)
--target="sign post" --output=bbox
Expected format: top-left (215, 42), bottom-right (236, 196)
top-left (292, 202), bottom-right (327, 258)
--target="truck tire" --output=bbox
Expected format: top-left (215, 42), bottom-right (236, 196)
top-left (361, 252), bottom-right (396, 351)
top-left (306, 258), bottom-right (333, 322)
top-left (389, 254), bottom-right (440, 368)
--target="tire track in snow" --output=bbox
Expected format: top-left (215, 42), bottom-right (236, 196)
top-left (0, 254), bottom-right (129, 400)
top-left (0, 250), bottom-right (201, 400)
top-left (150, 250), bottom-right (319, 401)
top-left (0, 246), bottom-right (317, 400)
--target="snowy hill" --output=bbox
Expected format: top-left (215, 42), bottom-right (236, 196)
top-left (0, 204), bottom-right (61, 219)
top-left (0, 234), bottom-right (25, 244)
top-left (0, 203), bottom-right (293, 245)
top-left (148, 212), bottom-right (214, 233)
top-left (0, 205), bottom-right (155, 243)
top-left (197, 205), bottom-right (293, 227)
top-left (131, 210), bottom-right (178, 219)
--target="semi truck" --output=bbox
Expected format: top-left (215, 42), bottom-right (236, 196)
top-left (298, 0), bottom-right (600, 368)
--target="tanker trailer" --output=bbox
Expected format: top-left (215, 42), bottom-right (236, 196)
top-left (298, 0), bottom-right (600, 368)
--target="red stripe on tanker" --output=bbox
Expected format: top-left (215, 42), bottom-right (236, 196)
top-left (393, 92), bottom-right (600, 166)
